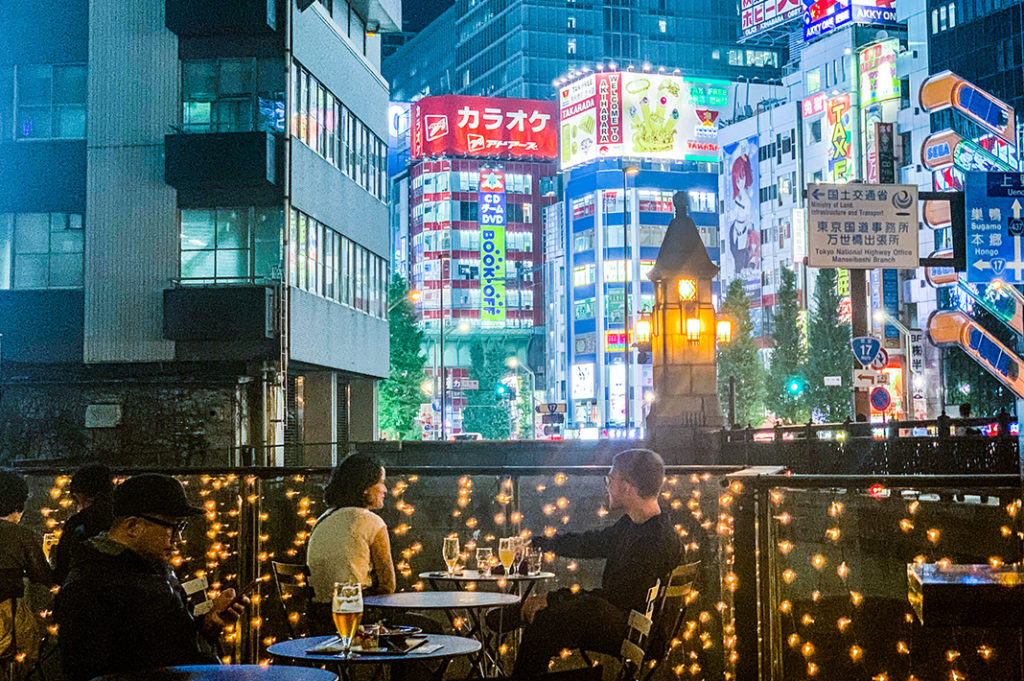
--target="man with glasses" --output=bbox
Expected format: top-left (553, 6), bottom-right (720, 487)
top-left (55, 474), bottom-right (247, 681)
top-left (510, 449), bottom-right (683, 675)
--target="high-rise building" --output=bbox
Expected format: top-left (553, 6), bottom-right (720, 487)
top-left (0, 0), bottom-right (398, 464)
top-left (385, 0), bottom-right (784, 102)
top-left (394, 94), bottom-right (558, 438)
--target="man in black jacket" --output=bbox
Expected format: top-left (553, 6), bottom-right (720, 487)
top-left (51, 463), bottom-right (115, 584)
top-left (54, 474), bottom-right (246, 681)
top-left (512, 449), bottom-right (683, 675)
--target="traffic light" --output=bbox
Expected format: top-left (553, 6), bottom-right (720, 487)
top-left (785, 375), bottom-right (806, 397)
top-left (494, 382), bottom-right (516, 400)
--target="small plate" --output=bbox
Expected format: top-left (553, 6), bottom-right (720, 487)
top-left (381, 625), bottom-right (422, 637)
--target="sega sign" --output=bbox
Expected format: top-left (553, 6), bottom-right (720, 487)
top-left (411, 95), bottom-right (557, 161)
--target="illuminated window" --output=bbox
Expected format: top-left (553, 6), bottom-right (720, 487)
top-left (573, 264), bottom-right (595, 287)
top-left (15, 64), bottom-right (87, 140)
top-left (0, 212), bottom-right (83, 289)
top-left (603, 260), bottom-right (627, 283)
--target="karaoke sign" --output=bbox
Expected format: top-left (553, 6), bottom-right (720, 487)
top-left (411, 95), bottom-right (557, 160)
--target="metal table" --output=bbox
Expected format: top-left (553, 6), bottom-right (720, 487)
top-left (267, 634), bottom-right (479, 681)
top-left (418, 570), bottom-right (555, 600)
top-left (363, 592), bottom-right (520, 676)
top-left (91, 665), bottom-right (338, 681)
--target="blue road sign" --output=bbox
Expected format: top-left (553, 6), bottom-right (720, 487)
top-left (965, 172), bottom-right (1024, 284)
top-left (870, 386), bottom-right (891, 411)
top-left (851, 336), bottom-right (882, 366)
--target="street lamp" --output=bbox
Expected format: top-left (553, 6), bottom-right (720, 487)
top-left (387, 288), bottom-right (421, 314)
top-left (622, 164), bottom-right (640, 431)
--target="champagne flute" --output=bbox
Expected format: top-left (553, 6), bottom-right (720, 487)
top-left (332, 582), bottom-right (363, 658)
top-left (498, 537), bottom-right (515, 573)
top-left (476, 547), bottom-right (494, 577)
top-left (443, 536), bottom-right (460, 575)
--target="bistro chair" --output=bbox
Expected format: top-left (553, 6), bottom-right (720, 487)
top-left (270, 562), bottom-right (315, 639)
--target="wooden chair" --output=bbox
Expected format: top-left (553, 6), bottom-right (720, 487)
top-left (270, 562), bottom-right (315, 639)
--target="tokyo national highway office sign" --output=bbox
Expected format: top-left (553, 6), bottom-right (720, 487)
top-left (806, 183), bottom-right (919, 269)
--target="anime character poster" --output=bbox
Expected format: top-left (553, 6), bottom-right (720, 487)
top-left (721, 136), bottom-right (761, 304)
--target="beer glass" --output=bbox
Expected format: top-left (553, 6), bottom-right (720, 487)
top-left (498, 537), bottom-right (515, 572)
top-left (527, 547), bottom-right (544, 575)
top-left (443, 536), bottom-right (460, 575)
top-left (332, 582), bottom-right (363, 658)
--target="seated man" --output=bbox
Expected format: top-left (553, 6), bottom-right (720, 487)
top-left (54, 474), bottom-right (246, 681)
top-left (513, 449), bottom-right (682, 675)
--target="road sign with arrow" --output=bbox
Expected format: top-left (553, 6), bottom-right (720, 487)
top-left (965, 172), bottom-right (1024, 284)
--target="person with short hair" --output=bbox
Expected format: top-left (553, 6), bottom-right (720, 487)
top-left (54, 474), bottom-right (246, 681)
top-left (306, 454), bottom-right (395, 602)
top-left (510, 449), bottom-right (683, 675)
top-left (51, 463), bottom-right (115, 584)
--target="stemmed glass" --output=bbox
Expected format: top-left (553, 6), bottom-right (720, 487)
top-left (443, 536), bottom-right (461, 575)
top-left (332, 582), bottom-right (363, 659)
top-left (476, 547), bottom-right (494, 577)
top-left (498, 537), bottom-right (515, 573)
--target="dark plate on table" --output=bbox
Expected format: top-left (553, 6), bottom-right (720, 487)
top-left (380, 625), bottom-right (422, 637)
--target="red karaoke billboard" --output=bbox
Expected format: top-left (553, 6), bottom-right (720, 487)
top-left (410, 95), bottom-right (558, 161)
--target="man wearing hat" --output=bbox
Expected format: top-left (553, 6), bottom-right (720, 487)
top-left (54, 474), bottom-right (247, 681)
top-left (51, 463), bottom-right (115, 584)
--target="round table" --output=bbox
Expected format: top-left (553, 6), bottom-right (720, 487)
top-left (267, 634), bottom-right (480, 665)
top-left (418, 570), bottom-right (556, 599)
top-left (91, 665), bottom-right (338, 681)
top-left (363, 592), bottom-right (520, 676)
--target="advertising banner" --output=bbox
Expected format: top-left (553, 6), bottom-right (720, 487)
top-left (721, 136), bottom-right (762, 302)
top-left (558, 72), bottom-right (730, 169)
top-left (826, 94), bottom-right (853, 182)
top-left (859, 39), bottom-right (900, 106)
top-left (742, 0), bottom-right (802, 37)
top-left (804, 0), bottom-right (899, 40)
top-left (479, 168), bottom-right (507, 322)
top-left (411, 95), bottom-right (556, 160)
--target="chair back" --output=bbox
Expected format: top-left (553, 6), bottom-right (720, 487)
top-left (643, 561), bottom-right (701, 678)
top-left (271, 562), bottom-right (314, 638)
top-left (617, 610), bottom-right (653, 681)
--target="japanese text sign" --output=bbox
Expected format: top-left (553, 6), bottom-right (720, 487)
top-left (479, 168), bottom-right (507, 322)
top-left (965, 172), bottom-right (1024, 284)
top-left (411, 95), bottom-right (556, 161)
top-left (804, 0), bottom-right (899, 40)
top-left (807, 183), bottom-right (920, 269)
top-left (742, 0), bottom-right (802, 37)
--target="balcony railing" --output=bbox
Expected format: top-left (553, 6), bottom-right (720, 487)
top-left (14, 463), bottom-right (1024, 680)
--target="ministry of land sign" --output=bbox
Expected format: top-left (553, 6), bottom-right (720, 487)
top-left (806, 183), bottom-right (919, 268)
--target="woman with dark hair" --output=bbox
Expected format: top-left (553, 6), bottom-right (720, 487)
top-left (51, 463), bottom-right (115, 584)
top-left (306, 455), bottom-right (395, 607)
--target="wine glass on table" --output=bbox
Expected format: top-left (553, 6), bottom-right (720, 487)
top-left (476, 547), bottom-right (494, 577)
top-left (443, 535), bottom-right (460, 575)
top-left (511, 537), bottom-right (526, 575)
top-left (498, 537), bottom-right (515, 574)
top-left (332, 582), bottom-right (363, 659)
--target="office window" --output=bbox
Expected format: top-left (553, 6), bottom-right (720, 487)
top-left (573, 264), bottom-right (595, 287)
top-left (0, 213), bottom-right (83, 289)
top-left (180, 208), bottom-right (282, 284)
top-left (15, 64), bottom-right (86, 139)
top-left (808, 119), bottom-right (822, 144)
top-left (806, 68), bottom-right (821, 94)
top-left (574, 297), bottom-right (594, 321)
top-left (182, 58), bottom-right (284, 134)
top-left (603, 260), bottom-right (627, 283)
top-left (567, 39), bottom-right (577, 55)
top-left (688, 190), bottom-right (716, 213)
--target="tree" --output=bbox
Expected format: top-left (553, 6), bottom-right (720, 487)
top-left (805, 268), bottom-right (852, 422)
top-left (767, 266), bottom-right (808, 422)
top-left (717, 279), bottom-right (767, 427)
top-left (462, 341), bottom-right (513, 439)
top-left (378, 275), bottom-right (427, 440)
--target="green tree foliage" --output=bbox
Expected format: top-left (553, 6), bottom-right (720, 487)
top-left (804, 268), bottom-right (852, 423)
top-left (462, 341), bottom-right (513, 440)
top-left (717, 279), bottom-right (766, 427)
top-left (378, 275), bottom-right (427, 440)
top-left (767, 266), bottom-right (808, 422)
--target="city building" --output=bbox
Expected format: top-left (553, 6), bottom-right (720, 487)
top-left (0, 0), bottom-right (398, 464)
top-left (384, 0), bottom-right (784, 102)
top-left (394, 94), bottom-right (558, 438)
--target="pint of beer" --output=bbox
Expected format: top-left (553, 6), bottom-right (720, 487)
top-left (332, 582), bottom-right (363, 658)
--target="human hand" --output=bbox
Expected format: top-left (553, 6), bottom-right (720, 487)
top-left (521, 594), bottom-right (548, 624)
top-left (202, 588), bottom-right (248, 639)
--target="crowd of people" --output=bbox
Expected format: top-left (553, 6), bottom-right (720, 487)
top-left (0, 448), bottom-right (687, 680)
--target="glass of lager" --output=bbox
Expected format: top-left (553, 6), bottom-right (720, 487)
top-left (332, 582), bottom-right (363, 658)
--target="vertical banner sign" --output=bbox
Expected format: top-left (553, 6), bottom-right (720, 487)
top-left (877, 122), bottom-right (896, 184)
top-left (827, 95), bottom-right (853, 182)
top-left (479, 168), bottom-right (507, 322)
top-left (595, 73), bottom-right (623, 147)
top-left (721, 136), bottom-right (761, 303)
